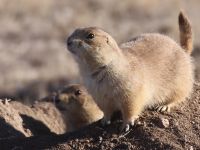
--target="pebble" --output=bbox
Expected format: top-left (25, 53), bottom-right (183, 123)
top-left (189, 146), bottom-right (193, 150)
top-left (111, 138), bottom-right (118, 144)
top-left (158, 118), bottom-right (169, 128)
top-left (85, 139), bottom-right (90, 143)
top-left (98, 136), bottom-right (103, 142)
top-left (110, 143), bottom-right (114, 148)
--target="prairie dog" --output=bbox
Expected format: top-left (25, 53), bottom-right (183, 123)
top-left (50, 84), bottom-right (103, 132)
top-left (66, 12), bottom-right (194, 131)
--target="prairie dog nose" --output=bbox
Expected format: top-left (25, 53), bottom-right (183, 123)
top-left (67, 38), bottom-right (73, 46)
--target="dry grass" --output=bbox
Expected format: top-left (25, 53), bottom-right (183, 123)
top-left (0, 0), bottom-right (199, 102)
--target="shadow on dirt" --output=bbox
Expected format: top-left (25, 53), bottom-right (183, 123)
top-left (20, 114), bottom-right (54, 136)
top-left (0, 118), bottom-right (25, 139)
top-left (0, 118), bottom-right (172, 150)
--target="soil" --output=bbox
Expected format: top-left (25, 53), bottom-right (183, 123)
top-left (0, 82), bottom-right (199, 150)
top-left (0, 100), bottom-right (66, 139)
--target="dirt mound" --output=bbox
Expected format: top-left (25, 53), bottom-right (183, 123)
top-left (0, 82), bottom-right (199, 150)
top-left (0, 100), bottom-right (66, 140)
top-left (0, 100), bottom-right (30, 138)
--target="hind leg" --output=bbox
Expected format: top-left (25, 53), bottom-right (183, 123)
top-left (156, 62), bottom-right (193, 113)
top-left (156, 90), bottom-right (189, 112)
top-left (156, 102), bottom-right (177, 112)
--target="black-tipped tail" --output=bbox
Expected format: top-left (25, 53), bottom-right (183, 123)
top-left (179, 11), bottom-right (193, 55)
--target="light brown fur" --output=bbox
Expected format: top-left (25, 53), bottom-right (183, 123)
top-left (179, 11), bottom-right (193, 54)
top-left (66, 12), bottom-right (194, 131)
top-left (46, 84), bottom-right (103, 132)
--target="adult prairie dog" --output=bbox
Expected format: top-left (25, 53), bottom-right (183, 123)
top-left (66, 12), bottom-right (194, 131)
top-left (51, 84), bottom-right (103, 132)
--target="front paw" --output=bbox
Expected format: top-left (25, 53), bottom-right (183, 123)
top-left (101, 117), bottom-right (111, 126)
top-left (120, 120), bottom-right (135, 132)
top-left (121, 116), bottom-right (138, 132)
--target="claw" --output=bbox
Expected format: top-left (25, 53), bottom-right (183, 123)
top-left (156, 105), bottom-right (171, 112)
top-left (124, 124), bottom-right (130, 132)
top-left (101, 117), bottom-right (111, 126)
top-left (121, 120), bottom-right (135, 132)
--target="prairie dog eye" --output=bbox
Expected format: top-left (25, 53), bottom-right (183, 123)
top-left (75, 90), bottom-right (82, 96)
top-left (86, 33), bottom-right (94, 39)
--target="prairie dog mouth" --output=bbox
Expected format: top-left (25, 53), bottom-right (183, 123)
top-left (66, 38), bottom-right (78, 54)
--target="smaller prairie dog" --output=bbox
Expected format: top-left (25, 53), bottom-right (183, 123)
top-left (53, 84), bottom-right (103, 132)
top-left (66, 12), bottom-right (194, 131)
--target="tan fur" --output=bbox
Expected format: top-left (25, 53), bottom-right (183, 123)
top-left (51, 84), bottom-right (103, 132)
top-left (179, 11), bottom-right (193, 54)
top-left (66, 12), bottom-right (194, 130)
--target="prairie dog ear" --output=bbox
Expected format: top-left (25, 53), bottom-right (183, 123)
top-left (106, 37), bottom-right (109, 44)
top-left (106, 34), bottom-right (119, 50)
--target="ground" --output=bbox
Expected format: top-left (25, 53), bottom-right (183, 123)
top-left (0, 82), bottom-right (199, 150)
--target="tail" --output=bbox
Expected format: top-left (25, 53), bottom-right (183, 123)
top-left (178, 11), bottom-right (193, 55)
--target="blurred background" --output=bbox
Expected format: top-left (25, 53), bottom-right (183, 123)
top-left (0, 0), bottom-right (199, 104)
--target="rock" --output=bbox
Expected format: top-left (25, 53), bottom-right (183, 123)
top-left (158, 118), bottom-right (169, 128)
top-left (98, 136), bottom-right (103, 143)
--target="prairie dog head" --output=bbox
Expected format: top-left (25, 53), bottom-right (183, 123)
top-left (67, 27), bottom-right (120, 70)
top-left (53, 84), bottom-right (103, 131)
top-left (54, 84), bottom-right (93, 112)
